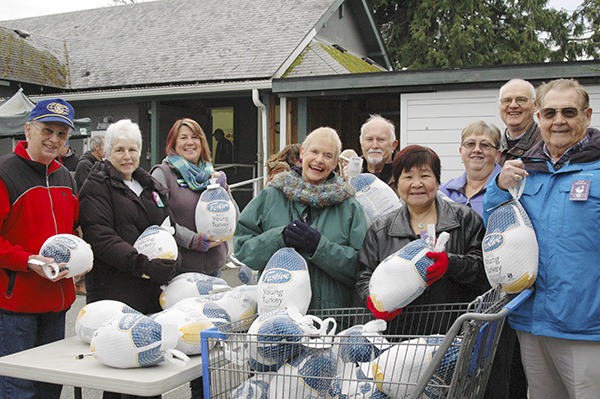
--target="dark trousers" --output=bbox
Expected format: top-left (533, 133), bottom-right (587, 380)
top-left (484, 324), bottom-right (528, 399)
top-left (103, 392), bottom-right (161, 399)
top-left (190, 377), bottom-right (203, 398)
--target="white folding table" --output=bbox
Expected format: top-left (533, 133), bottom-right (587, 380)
top-left (0, 336), bottom-right (202, 397)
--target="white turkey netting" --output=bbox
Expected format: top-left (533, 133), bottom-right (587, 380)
top-left (483, 179), bottom-right (538, 294)
top-left (195, 180), bottom-right (237, 241)
top-left (350, 173), bottom-right (403, 227)
top-left (258, 247), bottom-right (311, 315)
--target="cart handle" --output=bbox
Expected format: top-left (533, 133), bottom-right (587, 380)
top-left (408, 288), bottom-right (533, 399)
top-left (503, 287), bottom-right (533, 313)
top-left (201, 327), bottom-right (226, 399)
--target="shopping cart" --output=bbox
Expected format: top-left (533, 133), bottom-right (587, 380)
top-left (200, 286), bottom-right (531, 399)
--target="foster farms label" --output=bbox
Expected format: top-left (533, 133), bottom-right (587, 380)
top-left (262, 269), bottom-right (292, 284)
top-left (207, 200), bottom-right (230, 213)
top-left (482, 233), bottom-right (504, 252)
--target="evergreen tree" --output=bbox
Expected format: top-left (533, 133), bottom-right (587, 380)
top-left (368, 0), bottom-right (596, 69)
top-left (566, 0), bottom-right (600, 61)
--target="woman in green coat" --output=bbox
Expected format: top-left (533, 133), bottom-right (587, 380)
top-left (234, 127), bottom-right (367, 310)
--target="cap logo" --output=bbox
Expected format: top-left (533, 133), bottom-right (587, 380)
top-left (46, 102), bottom-right (70, 116)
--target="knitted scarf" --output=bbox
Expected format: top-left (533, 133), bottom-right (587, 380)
top-left (166, 151), bottom-right (214, 191)
top-left (269, 167), bottom-right (355, 208)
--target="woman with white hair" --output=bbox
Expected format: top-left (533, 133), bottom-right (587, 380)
top-left (235, 127), bottom-right (367, 310)
top-left (80, 119), bottom-right (178, 398)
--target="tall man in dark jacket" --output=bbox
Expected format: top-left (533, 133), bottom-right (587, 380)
top-left (497, 78), bottom-right (542, 166)
top-left (494, 78), bottom-right (540, 398)
top-left (0, 98), bottom-right (79, 399)
top-left (74, 135), bottom-right (105, 191)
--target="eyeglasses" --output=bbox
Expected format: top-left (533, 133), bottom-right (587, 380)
top-left (461, 141), bottom-right (497, 151)
top-left (499, 97), bottom-right (532, 106)
top-left (31, 123), bottom-right (71, 141)
top-left (540, 107), bottom-right (586, 119)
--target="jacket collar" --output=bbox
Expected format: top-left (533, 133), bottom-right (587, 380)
top-left (522, 127), bottom-right (600, 172)
top-left (92, 159), bottom-right (167, 196)
top-left (388, 196), bottom-right (460, 238)
top-left (14, 140), bottom-right (63, 174)
top-left (444, 173), bottom-right (467, 191)
top-left (362, 160), bottom-right (394, 184)
top-left (444, 164), bottom-right (502, 192)
top-left (500, 122), bottom-right (540, 157)
top-left (81, 151), bottom-right (99, 163)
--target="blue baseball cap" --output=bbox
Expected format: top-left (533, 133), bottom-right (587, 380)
top-left (28, 98), bottom-right (75, 130)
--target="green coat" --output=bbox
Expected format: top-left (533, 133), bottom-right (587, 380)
top-left (234, 172), bottom-right (367, 310)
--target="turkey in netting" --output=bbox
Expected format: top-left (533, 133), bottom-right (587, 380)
top-left (76, 300), bottom-right (141, 344)
top-left (368, 233), bottom-right (449, 320)
top-left (39, 233), bottom-right (93, 279)
top-left (133, 217), bottom-right (178, 260)
top-left (90, 313), bottom-right (188, 368)
top-left (349, 173), bottom-right (403, 227)
top-left (258, 247), bottom-right (311, 315)
top-left (159, 272), bottom-right (229, 309)
top-left (483, 197), bottom-right (538, 294)
top-left (195, 179), bottom-right (237, 241)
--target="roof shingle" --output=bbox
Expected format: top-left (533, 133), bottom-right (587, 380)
top-left (1, 0), bottom-right (338, 89)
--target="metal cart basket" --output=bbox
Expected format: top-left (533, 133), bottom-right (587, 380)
top-left (200, 287), bottom-right (531, 399)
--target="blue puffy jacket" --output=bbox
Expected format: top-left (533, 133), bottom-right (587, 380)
top-left (483, 128), bottom-right (600, 341)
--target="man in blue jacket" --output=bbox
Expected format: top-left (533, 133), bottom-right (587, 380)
top-left (484, 78), bottom-right (600, 398)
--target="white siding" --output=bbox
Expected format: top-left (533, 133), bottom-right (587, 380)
top-left (587, 85), bottom-right (600, 128)
top-left (401, 85), bottom-right (600, 183)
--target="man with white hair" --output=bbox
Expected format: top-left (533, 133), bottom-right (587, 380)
top-left (356, 114), bottom-right (398, 185)
top-left (497, 78), bottom-right (542, 165)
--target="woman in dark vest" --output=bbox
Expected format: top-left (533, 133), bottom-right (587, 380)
top-left (151, 118), bottom-right (236, 399)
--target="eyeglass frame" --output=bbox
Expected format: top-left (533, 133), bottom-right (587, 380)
top-left (461, 140), bottom-right (498, 151)
top-left (499, 96), bottom-right (533, 106)
top-left (539, 107), bottom-right (588, 119)
top-left (29, 122), bottom-right (72, 141)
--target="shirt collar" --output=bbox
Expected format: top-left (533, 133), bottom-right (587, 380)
top-left (542, 133), bottom-right (590, 170)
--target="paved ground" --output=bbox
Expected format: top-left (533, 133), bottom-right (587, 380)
top-left (60, 266), bottom-right (242, 399)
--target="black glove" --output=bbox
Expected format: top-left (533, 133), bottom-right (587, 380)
top-left (133, 254), bottom-right (177, 285)
top-left (283, 220), bottom-right (321, 255)
top-left (283, 220), bottom-right (302, 249)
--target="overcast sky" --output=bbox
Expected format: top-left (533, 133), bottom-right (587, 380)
top-left (0, 0), bottom-right (583, 21)
top-left (0, 0), bottom-right (145, 21)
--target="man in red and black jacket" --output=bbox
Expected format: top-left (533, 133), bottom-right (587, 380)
top-left (0, 98), bottom-right (79, 399)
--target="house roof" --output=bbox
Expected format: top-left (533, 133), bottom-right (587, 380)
top-left (283, 39), bottom-right (383, 78)
top-left (0, 0), bottom-right (388, 93)
top-left (273, 60), bottom-right (600, 97)
top-left (0, 26), bottom-right (68, 88)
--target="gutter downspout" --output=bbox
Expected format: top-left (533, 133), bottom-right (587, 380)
top-left (279, 96), bottom-right (287, 151)
top-left (252, 88), bottom-right (268, 187)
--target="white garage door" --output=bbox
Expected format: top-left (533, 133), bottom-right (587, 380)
top-left (400, 85), bottom-right (600, 183)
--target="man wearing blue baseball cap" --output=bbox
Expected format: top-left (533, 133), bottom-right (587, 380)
top-left (0, 98), bottom-right (79, 398)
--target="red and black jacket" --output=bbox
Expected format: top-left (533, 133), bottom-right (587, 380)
top-left (0, 141), bottom-right (79, 313)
